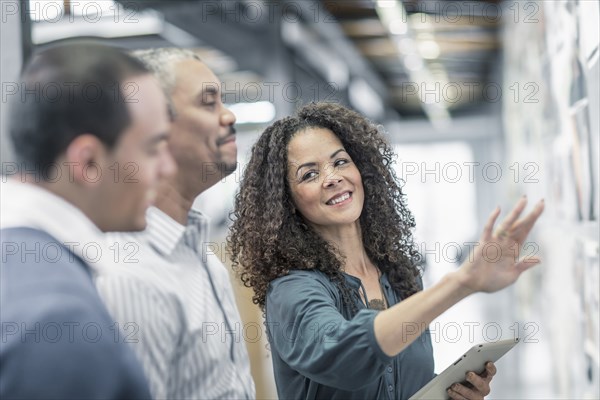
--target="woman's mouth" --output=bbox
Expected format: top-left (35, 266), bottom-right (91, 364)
top-left (326, 191), bottom-right (352, 206)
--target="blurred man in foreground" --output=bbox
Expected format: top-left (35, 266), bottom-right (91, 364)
top-left (0, 41), bottom-right (175, 398)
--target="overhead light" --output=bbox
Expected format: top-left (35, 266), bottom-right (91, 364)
top-left (227, 101), bottom-right (276, 124)
top-left (404, 54), bottom-right (424, 71)
top-left (32, 9), bottom-right (164, 44)
top-left (349, 79), bottom-right (384, 120)
top-left (398, 38), bottom-right (417, 54)
top-left (375, 0), bottom-right (408, 28)
top-left (376, 0), bottom-right (397, 8)
top-left (281, 20), bottom-right (349, 89)
top-left (418, 40), bottom-right (440, 59)
top-left (373, 0), bottom-right (451, 128)
top-left (388, 19), bottom-right (407, 35)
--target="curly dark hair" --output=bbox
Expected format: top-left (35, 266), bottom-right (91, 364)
top-left (228, 102), bottom-right (422, 310)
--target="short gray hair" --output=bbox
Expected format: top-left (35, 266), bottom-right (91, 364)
top-left (131, 47), bottom-right (201, 119)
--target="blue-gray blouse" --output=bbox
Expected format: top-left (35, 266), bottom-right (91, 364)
top-left (266, 269), bottom-right (435, 400)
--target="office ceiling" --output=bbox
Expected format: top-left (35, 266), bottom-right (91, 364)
top-left (323, 0), bottom-right (502, 115)
top-left (106, 0), bottom-right (503, 121)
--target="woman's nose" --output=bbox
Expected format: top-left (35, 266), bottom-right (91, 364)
top-left (323, 173), bottom-right (343, 187)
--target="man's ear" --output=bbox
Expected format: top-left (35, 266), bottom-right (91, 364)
top-left (64, 134), bottom-right (107, 186)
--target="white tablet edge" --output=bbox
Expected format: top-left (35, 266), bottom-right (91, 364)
top-left (409, 338), bottom-right (520, 400)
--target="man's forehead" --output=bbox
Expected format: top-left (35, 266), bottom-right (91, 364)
top-left (174, 59), bottom-right (219, 91)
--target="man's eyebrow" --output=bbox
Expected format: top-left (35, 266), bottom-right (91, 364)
top-left (194, 85), bottom-right (220, 103)
top-left (202, 85), bottom-right (219, 96)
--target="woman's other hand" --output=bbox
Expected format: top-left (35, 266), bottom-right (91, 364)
top-left (447, 361), bottom-right (497, 400)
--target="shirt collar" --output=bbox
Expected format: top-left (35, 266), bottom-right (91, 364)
top-left (145, 206), bottom-right (210, 257)
top-left (0, 179), bottom-right (108, 271)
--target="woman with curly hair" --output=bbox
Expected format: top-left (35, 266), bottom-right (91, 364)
top-left (228, 102), bottom-right (544, 400)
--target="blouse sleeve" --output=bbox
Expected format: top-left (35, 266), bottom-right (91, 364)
top-left (266, 271), bottom-right (393, 391)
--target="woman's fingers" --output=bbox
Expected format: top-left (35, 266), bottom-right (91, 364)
top-left (486, 198), bottom-right (544, 245)
top-left (512, 200), bottom-right (545, 240)
top-left (494, 196), bottom-right (528, 237)
top-left (465, 372), bottom-right (491, 397)
top-left (447, 384), bottom-right (473, 400)
top-left (484, 362), bottom-right (497, 378)
top-left (515, 255), bottom-right (542, 274)
top-left (482, 206), bottom-right (501, 241)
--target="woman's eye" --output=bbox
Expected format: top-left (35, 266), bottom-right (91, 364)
top-left (334, 158), bottom-right (349, 167)
top-left (301, 171), bottom-right (318, 181)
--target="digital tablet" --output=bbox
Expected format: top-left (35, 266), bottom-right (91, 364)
top-left (409, 338), bottom-right (519, 400)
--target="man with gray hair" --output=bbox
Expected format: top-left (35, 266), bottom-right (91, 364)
top-left (96, 48), bottom-right (255, 399)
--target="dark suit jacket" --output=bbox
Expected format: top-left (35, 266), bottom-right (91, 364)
top-left (0, 228), bottom-right (151, 399)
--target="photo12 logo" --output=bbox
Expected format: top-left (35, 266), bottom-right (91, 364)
top-left (397, 161), bottom-right (540, 184)
top-left (1, 321), bottom-right (139, 344)
top-left (1, 1), bottom-right (140, 24)
top-left (404, 321), bottom-right (540, 344)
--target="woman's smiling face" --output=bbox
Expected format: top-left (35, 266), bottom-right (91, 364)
top-left (286, 127), bottom-right (364, 232)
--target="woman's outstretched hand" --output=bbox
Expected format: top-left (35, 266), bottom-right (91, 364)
top-left (455, 196), bottom-right (545, 294)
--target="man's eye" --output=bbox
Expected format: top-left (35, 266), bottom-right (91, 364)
top-left (201, 95), bottom-right (217, 106)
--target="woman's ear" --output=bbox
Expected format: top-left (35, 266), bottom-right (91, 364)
top-left (64, 134), bottom-right (107, 187)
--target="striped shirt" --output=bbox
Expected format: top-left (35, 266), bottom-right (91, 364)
top-left (96, 207), bottom-right (255, 400)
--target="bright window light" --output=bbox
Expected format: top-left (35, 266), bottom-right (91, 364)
top-left (69, 0), bottom-right (119, 17)
top-left (28, 0), bottom-right (120, 21)
top-left (227, 102), bottom-right (276, 124)
top-left (28, 1), bottom-right (64, 22)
